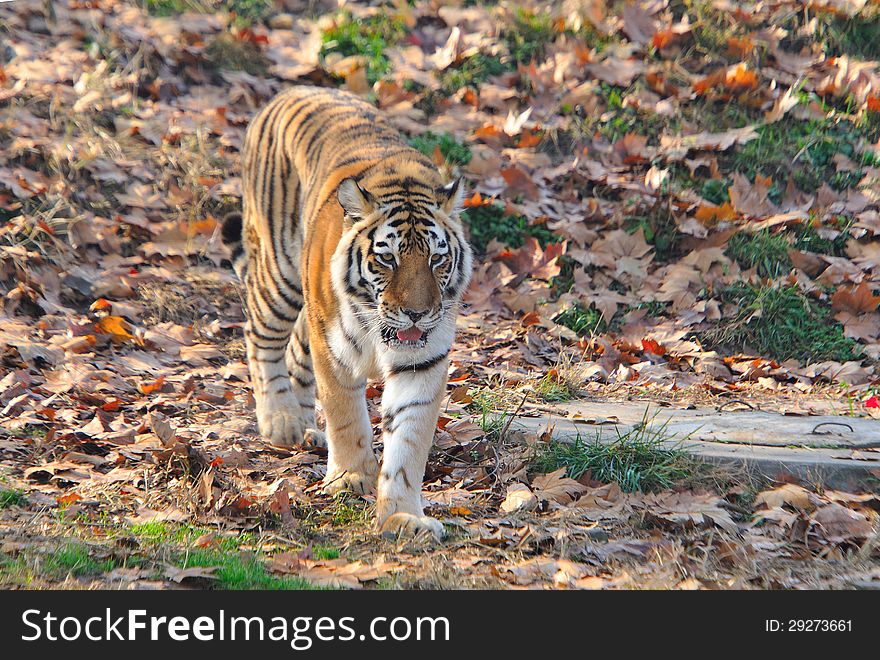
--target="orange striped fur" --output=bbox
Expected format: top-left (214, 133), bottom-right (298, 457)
top-left (222, 86), bottom-right (472, 539)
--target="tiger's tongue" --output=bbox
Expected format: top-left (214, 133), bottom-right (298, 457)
top-left (396, 326), bottom-right (424, 342)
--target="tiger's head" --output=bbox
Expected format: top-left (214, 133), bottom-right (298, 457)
top-left (333, 175), bottom-right (472, 349)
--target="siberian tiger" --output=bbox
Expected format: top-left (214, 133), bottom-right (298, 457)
top-left (222, 86), bottom-right (473, 540)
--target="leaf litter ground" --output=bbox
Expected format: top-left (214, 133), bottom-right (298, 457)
top-left (0, 0), bottom-right (878, 589)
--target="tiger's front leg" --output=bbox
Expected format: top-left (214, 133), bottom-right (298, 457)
top-left (310, 330), bottom-right (379, 496)
top-left (376, 357), bottom-right (448, 541)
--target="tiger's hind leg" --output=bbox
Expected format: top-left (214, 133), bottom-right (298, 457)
top-left (241, 256), bottom-right (308, 448)
top-left (286, 312), bottom-right (325, 447)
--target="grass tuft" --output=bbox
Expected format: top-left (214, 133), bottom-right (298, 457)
top-left (45, 543), bottom-right (116, 577)
top-left (438, 53), bottom-right (507, 93)
top-left (554, 303), bottom-right (605, 336)
top-left (704, 282), bottom-right (860, 363)
top-left (142, 0), bottom-right (272, 24)
top-left (0, 488), bottom-right (26, 508)
top-left (532, 412), bottom-right (699, 492)
top-left (321, 12), bottom-right (407, 84)
top-left (408, 132), bottom-right (472, 166)
top-left (184, 549), bottom-right (317, 589)
top-left (461, 203), bottom-right (556, 252)
top-left (725, 230), bottom-right (792, 279)
top-left (501, 8), bottom-right (556, 64)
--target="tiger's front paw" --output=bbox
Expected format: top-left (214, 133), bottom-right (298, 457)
top-left (323, 464), bottom-right (378, 496)
top-left (258, 410), bottom-right (307, 448)
top-left (379, 512), bottom-right (445, 542)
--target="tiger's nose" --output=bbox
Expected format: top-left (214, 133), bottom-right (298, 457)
top-left (403, 309), bottom-right (428, 323)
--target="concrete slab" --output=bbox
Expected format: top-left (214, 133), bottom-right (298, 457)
top-left (512, 401), bottom-right (880, 491)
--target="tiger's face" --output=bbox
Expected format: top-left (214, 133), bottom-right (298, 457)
top-left (334, 177), bottom-right (472, 349)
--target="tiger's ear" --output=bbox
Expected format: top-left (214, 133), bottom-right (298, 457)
top-left (337, 178), bottom-right (374, 221)
top-left (437, 177), bottom-right (465, 216)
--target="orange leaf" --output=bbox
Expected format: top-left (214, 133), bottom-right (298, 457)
top-left (867, 95), bottom-right (880, 112)
top-left (138, 375), bottom-right (166, 395)
top-left (90, 298), bottom-right (113, 313)
top-left (694, 202), bottom-right (737, 222)
top-left (641, 338), bottom-right (666, 355)
top-left (188, 217), bottom-right (218, 237)
top-left (652, 29), bottom-right (675, 49)
top-left (464, 192), bottom-right (493, 207)
top-left (521, 311), bottom-right (541, 327)
top-left (517, 129), bottom-right (542, 148)
top-left (474, 123), bottom-right (504, 142)
top-left (94, 315), bottom-right (133, 341)
top-left (726, 36), bottom-right (754, 58)
top-left (57, 492), bottom-right (82, 506)
top-left (831, 282), bottom-right (880, 314)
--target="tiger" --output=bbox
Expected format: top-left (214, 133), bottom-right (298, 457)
top-left (221, 86), bottom-right (473, 540)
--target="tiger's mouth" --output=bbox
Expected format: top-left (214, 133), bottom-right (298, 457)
top-left (381, 324), bottom-right (430, 347)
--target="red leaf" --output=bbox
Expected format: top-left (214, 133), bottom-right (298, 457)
top-left (641, 338), bottom-right (666, 355)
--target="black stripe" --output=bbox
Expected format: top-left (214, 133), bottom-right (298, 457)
top-left (389, 351), bottom-right (448, 375)
top-left (381, 398), bottom-right (434, 433)
top-left (292, 373), bottom-right (314, 388)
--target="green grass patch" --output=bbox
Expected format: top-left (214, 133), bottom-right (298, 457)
top-left (699, 178), bottom-right (731, 205)
top-left (554, 302), bottom-right (605, 336)
top-left (792, 218), bottom-right (852, 257)
top-left (814, 10), bottom-right (880, 60)
top-left (532, 412), bottom-right (699, 492)
top-left (681, 0), bottom-right (740, 55)
top-left (461, 203), bottom-right (557, 252)
top-left (704, 282), bottom-right (861, 363)
top-left (438, 52), bottom-right (507, 93)
top-left (408, 132), bottom-right (472, 166)
top-left (0, 488), bottom-right (26, 508)
top-left (501, 8), bottom-right (556, 64)
top-left (534, 372), bottom-right (577, 403)
top-left (467, 388), bottom-right (511, 440)
top-left (45, 543), bottom-right (116, 577)
top-left (327, 493), bottom-right (371, 527)
top-left (595, 83), bottom-right (680, 144)
top-left (142, 0), bottom-right (272, 24)
top-left (321, 12), bottom-right (407, 84)
top-left (125, 521), bottom-right (248, 552)
top-left (730, 115), bottom-right (875, 194)
top-left (183, 549), bottom-right (317, 589)
top-left (625, 205), bottom-right (683, 262)
top-left (127, 521), bottom-right (324, 589)
top-left (725, 230), bottom-right (792, 279)
top-left (311, 545), bottom-right (340, 560)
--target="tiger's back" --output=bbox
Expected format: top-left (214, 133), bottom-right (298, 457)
top-left (224, 85), bottom-right (472, 540)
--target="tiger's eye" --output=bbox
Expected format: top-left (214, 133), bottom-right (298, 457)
top-left (378, 253), bottom-right (395, 268)
top-left (430, 254), bottom-right (443, 265)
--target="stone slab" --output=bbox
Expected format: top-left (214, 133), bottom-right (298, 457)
top-left (512, 401), bottom-right (880, 491)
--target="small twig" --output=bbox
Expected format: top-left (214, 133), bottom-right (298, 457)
top-left (716, 399), bottom-right (756, 412)
top-left (499, 391), bottom-right (529, 442)
top-left (811, 422), bottom-right (854, 435)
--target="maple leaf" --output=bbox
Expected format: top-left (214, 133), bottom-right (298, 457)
top-left (831, 282), bottom-right (880, 314)
top-left (500, 483), bottom-right (538, 513)
top-left (531, 468), bottom-right (588, 505)
top-left (500, 165), bottom-right (540, 201)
